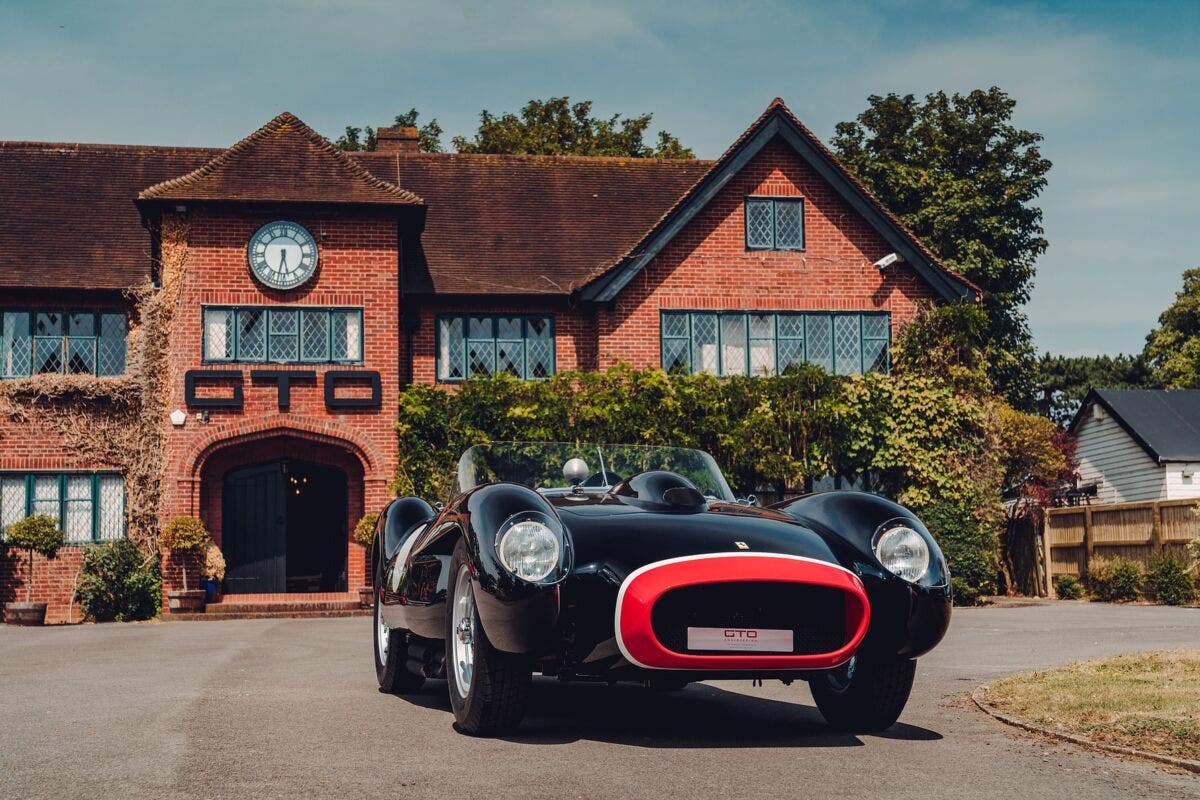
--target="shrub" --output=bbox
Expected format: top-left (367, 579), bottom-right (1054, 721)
top-left (1145, 555), bottom-right (1196, 606)
top-left (202, 545), bottom-right (225, 582)
top-left (4, 515), bottom-right (64, 603)
top-left (1088, 558), bottom-right (1143, 602)
top-left (1054, 574), bottom-right (1084, 600)
top-left (159, 516), bottom-right (211, 590)
top-left (76, 539), bottom-right (161, 622)
top-left (353, 514), bottom-right (378, 549)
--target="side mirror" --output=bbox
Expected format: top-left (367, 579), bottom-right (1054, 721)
top-left (563, 458), bottom-right (589, 486)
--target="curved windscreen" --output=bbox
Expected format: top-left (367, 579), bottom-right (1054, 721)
top-left (453, 442), bottom-right (735, 502)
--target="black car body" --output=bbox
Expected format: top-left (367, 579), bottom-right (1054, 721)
top-left (371, 443), bottom-right (950, 735)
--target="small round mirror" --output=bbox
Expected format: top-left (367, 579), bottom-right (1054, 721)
top-left (563, 458), bottom-right (589, 486)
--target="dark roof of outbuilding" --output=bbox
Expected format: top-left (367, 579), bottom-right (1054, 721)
top-left (138, 112), bottom-right (422, 206)
top-left (1071, 388), bottom-right (1200, 462)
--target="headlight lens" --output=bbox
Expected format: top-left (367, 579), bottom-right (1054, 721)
top-left (873, 525), bottom-right (930, 583)
top-left (497, 515), bottom-right (560, 582)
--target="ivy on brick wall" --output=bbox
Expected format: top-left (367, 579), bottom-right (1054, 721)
top-left (393, 356), bottom-right (1065, 604)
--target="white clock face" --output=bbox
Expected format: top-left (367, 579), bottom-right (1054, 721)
top-left (248, 221), bottom-right (318, 290)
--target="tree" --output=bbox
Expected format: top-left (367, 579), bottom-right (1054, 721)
top-left (4, 515), bottom-right (63, 603)
top-left (1035, 352), bottom-right (1153, 425)
top-left (158, 516), bottom-right (211, 591)
top-left (1145, 267), bottom-right (1200, 388)
top-left (334, 108), bottom-right (443, 153)
top-left (452, 97), bottom-right (693, 158)
top-left (832, 88), bottom-right (1052, 408)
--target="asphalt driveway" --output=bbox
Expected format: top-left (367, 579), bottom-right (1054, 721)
top-left (1, 602), bottom-right (1196, 800)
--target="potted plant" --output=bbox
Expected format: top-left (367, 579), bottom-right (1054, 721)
top-left (201, 544), bottom-right (225, 604)
top-left (3, 515), bottom-right (64, 625)
top-left (353, 513), bottom-right (378, 608)
top-left (159, 516), bottom-right (211, 613)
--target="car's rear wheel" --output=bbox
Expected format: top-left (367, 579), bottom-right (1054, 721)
top-left (445, 539), bottom-right (531, 735)
top-left (374, 553), bottom-right (425, 694)
top-left (810, 655), bottom-right (915, 732)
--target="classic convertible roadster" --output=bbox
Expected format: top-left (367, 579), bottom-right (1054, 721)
top-left (371, 443), bottom-right (950, 735)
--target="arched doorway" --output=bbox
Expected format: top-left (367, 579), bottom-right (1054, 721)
top-left (194, 431), bottom-right (369, 597)
top-left (222, 460), bottom-right (348, 594)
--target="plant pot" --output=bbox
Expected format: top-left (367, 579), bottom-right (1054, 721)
top-left (201, 578), bottom-right (220, 604)
top-left (358, 586), bottom-right (374, 609)
top-left (167, 589), bottom-right (206, 614)
top-left (5, 602), bottom-right (48, 626)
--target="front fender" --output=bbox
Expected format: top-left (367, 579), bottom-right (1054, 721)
top-left (776, 491), bottom-right (951, 659)
top-left (458, 484), bottom-right (563, 655)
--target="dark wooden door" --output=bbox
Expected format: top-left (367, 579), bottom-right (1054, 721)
top-left (222, 463), bottom-right (287, 594)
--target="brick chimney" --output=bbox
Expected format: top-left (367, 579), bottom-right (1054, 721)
top-left (376, 125), bottom-right (420, 153)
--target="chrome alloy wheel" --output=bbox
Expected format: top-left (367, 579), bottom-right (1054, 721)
top-left (451, 564), bottom-right (476, 698)
top-left (375, 592), bottom-right (390, 661)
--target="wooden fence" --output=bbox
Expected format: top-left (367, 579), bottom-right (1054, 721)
top-left (1043, 499), bottom-right (1198, 593)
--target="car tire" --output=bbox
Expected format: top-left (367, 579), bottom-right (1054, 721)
top-left (445, 539), bottom-right (531, 735)
top-left (810, 655), bottom-right (916, 732)
top-left (374, 550), bottom-right (425, 694)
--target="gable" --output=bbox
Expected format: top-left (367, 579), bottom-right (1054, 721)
top-left (579, 100), bottom-right (979, 304)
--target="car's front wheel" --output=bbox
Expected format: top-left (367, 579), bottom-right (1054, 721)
top-left (445, 539), bottom-right (531, 735)
top-left (810, 655), bottom-right (916, 732)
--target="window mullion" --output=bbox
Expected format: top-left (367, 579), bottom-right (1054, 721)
top-left (91, 474), bottom-right (99, 543)
top-left (770, 200), bottom-right (777, 249)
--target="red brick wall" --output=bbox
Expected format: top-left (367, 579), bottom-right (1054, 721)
top-left (597, 140), bottom-right (940, 367)
top-left (159, 209), bottom-right (400, 597)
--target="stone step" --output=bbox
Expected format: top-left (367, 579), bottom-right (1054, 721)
top-left (206, 600), bottom-right (364, 614)
top-left (166, 608), bottom-right (370, 621)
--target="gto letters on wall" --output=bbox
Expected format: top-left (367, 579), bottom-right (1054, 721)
top-left (184, 369), bottom-right (382, 410)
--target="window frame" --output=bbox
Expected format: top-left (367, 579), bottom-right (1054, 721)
top-left (435, 314), bottom-right (556, 383)
top-left (0, 308), bottom-right (127, 379)
top-left (201, 305), bottom-right (364, 366)
top-left (0, 472), bottom-right (126, 545)
top-left (744, 196), bottom-right (805, 252)
top-left (660, 310), bottom-right (890, 376)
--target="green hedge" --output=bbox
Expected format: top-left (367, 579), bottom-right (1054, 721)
top-left (396, 365), bottom-right (1011, 602)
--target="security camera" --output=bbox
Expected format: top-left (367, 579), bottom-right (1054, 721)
top-left (874, 252), bottom-right (904, 270)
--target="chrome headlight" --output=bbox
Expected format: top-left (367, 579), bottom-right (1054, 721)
top-left (496, 511), bottom-right (561, 583)
top-left (873, 523), bottom-right (931, 583)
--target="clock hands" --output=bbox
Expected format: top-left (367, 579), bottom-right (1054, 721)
top-left (277, 247), bottom-right (289, 272)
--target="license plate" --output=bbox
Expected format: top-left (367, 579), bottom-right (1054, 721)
top-left (686, 626), bottom-right (793, 652)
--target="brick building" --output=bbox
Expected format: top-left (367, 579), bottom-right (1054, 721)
top-left (0, 100), bottom-right (976, 620)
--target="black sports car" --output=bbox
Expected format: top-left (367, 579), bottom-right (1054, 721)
top-left (371, 442), bottom-right (951, 735)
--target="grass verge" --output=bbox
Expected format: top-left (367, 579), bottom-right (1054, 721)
top-left (982, 649), bottom-right (1200, 763)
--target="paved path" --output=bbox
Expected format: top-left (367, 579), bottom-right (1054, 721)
top-left (1, 602), bottom-right (1197, 799)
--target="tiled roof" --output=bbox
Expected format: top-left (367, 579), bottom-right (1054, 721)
top-left (1072, 389), bottom-right (1200, 462)
top-left (138, 113), bottom-right (422, 205)
top-left (0, 141), bottom-right (216, 289)
top-left (354, 152), bottom-right (711, 295)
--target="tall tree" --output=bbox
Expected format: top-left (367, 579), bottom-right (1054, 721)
top-left (334, 108), bottom-right (443, 153)
top-left (452, 97), bottom-right (693, 158)
top-left (832, 88), bottom-right (1051, 408)
top-left (1036, 353), bottom-right (1154, 425)
top-left (1144, 266), bottom-right (1200, 388)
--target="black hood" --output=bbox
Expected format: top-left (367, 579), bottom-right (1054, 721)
top-left (552, 496), bottom-right (840, 578)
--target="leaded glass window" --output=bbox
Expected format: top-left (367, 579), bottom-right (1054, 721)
top-left (2, 308), bottom-right (129, 378)
top-left (0, 473), bottom-right (124, 543)
top-left (437, 315), bottom-right (554, 381)
top-left (744, 198), bottom-right (804, 250)
top-left (661, 311), bottom-right (889, 376)
top-left (2, 312), bottom-right (31, 378)
top-left (203, 307), bottom-right (363, 365)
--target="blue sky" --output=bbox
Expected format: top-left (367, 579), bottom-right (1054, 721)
top-left (2, 0), bottom-right (1196, 357)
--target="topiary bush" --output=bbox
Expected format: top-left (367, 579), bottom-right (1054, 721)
top-left (1145, 554), bottom-right (1196, 606)
top-left (1054, 574), bottom-right (1084, 600)
top-left (159, 516), bottom-right (211, 591)
top-left (1088, 558), bottom-right (1143, 602)
top-left (4, 515), bottom-right (64, 603)
top-left (353, 513), bottom-right (378, 550)
top-left (76, 538), bottom-right (161, 622)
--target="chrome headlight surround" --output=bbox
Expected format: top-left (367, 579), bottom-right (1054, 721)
top-left (872, 520), bottom-right (933, 584)
top-left (495, 510), bottom-right (570, 584)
